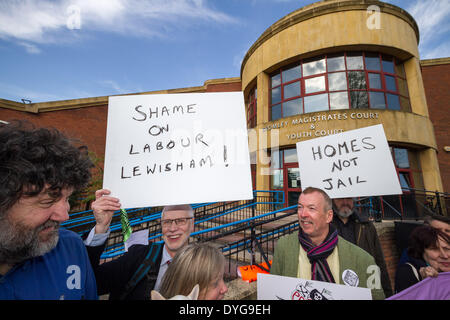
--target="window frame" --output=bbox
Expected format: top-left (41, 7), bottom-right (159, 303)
top-left (247, 87), bottom-right (257, 128)
top-left (269, 52), bottom-right (409, 120)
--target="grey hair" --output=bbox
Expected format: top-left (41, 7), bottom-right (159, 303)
top-left (162, 204), bottom-right (194, 219)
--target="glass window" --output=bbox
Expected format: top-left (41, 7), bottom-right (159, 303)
top-left (304, 93), bottom-right (329, 113)
top-left (399, 173), bottom-right (411, 189)
top-left (397, 78), bottom-right (409, 97)
top-left (269, 51), bottom-right (409, 116)
top-left (394, 148), bottom-right (410, 168)
top-left (385, 75), bottom-right (397, 91)
top-left (346, 54), bottom-right (364, 70)
top-left (305, 75), bottom-right (326, 94)
top-left (271, 150), bottom-right (282, 169)
top-left (368, 73), bottom-right (382, 89)
top-left (284, 81), bottom-right (301, 99)
top-left (271, 73), bottom-right (281, 88)
top-left (330, 92), bottom-right (349, 110)
top-left (247, 87), bottom-right (257, 128)
top-left (400, 96), bottom-right (411, 112)
top-left (369, 91), bottom-right (386, 109)
top-left (271, 169), bottom-right (283, 189)
top-left (327, 55), bottom-right (345, 72)
top-left (271, 87), bottom-right (281, 104)
top-left (348, 71), bottom-right (366, 89)
top-left (395, 63), bottom-right (405, 78)
top-left (365, 53), bottom-right (381, 71)
top-left (382, 58), bottom-right (395, 74)
top-left (328, 72), bottom-right (347, 91)
top-left (284, 148), bottom-right (298, 163)
top-left (282, 65), bottom-right (301, 83)
top-left (386, 93), bottom-right (400, 110)
top-left (271, 104), bottom-right (282, 120)
top-left (303, 58), bottom-right (326, 76)
top-left (287, 168), bottom-right (300, 188)
top-left (350, 91), bottom-right (368, 109)
top-left (283, 98), bottom-right (302, 117)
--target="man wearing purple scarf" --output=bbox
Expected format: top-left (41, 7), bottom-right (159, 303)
top-left (270, 187), bottom-right (385, 300)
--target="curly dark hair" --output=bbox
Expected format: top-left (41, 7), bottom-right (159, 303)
top-left (0, 121), bottom-right (93, 216)
top-left (407, 225), bottom-right (450, 260)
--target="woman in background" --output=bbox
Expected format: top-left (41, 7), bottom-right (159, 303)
top-left (395, 225), bottom-right (450, 293)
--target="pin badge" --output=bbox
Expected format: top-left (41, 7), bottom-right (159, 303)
top-left (342, 269), bottom-right (359, 287)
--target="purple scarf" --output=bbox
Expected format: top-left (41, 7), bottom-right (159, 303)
top-left (298, 225), bottom-right (339, 283)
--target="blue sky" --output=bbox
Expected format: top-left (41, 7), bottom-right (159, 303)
top-left (0, 0), bottom-right (449, 103)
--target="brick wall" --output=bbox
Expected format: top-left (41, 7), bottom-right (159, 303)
top-left (374, 221), bottom-right (398, 291)
top-left (421, 63), bottom-right (450, 193)
top-left (205, 81), bottom-right (242, 92)
top-left (0, 79), bottom-right (242, 160)
top-left (0, 105), bottom-right (108, 158)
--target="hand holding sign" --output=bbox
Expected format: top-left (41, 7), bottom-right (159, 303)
top-left (91, 189), bottom-right (120, 234)
top-left (296, 124), bottom-right (402, 198)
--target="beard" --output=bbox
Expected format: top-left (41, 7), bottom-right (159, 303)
top-left (0, 218), bottom-right (60, 265)
top-left (336, 206), bottom-right (353, 219)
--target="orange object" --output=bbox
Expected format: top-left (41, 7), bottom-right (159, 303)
top-left (238, 261), bottom-right (272, 283)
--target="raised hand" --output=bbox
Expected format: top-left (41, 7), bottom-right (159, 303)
top-left (91, 189), bottom-right (121, 234)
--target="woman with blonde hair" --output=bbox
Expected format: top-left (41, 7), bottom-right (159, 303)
top-left (156, 242), bottom-right (228, 300)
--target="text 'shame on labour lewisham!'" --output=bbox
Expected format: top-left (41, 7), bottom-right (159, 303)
top-left (120, 102), bottom-right (229, 180)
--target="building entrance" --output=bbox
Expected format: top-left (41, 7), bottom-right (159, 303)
top-left (271, 148), bottom-right (301, 207)
top-left (284, 163), bottom-right (301, 206)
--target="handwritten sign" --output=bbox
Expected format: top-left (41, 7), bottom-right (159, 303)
top-left (103, 92), bottom-right (253, 208)
top-left (296, 124), bottom-right (402, 198)
top-left (257, 273), bottom-right (372, 300)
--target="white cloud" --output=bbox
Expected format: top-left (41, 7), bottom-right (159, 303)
top-left (99, 79), bottom-right (145, 95)
top-left (420, 42), bottom-right (450, 60)
top-left (0, 81), bottom-right (102, 102)
top-left (17, 41), bottom-right (41, 54)
top-left (100, 80), bottom-right (124, 94)
top-left (0, 82), bottom-right (68, 102)
top-left (406, 0), bottom-right (450, 58)
top-left (0, 0), bottom-right (238, 53)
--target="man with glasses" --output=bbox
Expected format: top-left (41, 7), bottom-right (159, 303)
top-left (85, 189), bottom-right (194, 300)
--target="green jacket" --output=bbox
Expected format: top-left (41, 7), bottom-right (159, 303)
top-left (270, 232), bottom-right (385, 300)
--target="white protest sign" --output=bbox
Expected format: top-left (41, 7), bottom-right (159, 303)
top-left (296, 124), bottom-right (402, 198)
top-left (257, 273), bottom-right (372, 300)
top-left (104, 92), bottom-right (253, 208)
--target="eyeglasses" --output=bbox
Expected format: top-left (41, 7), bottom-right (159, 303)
top-left (161, 217), bottom-right (193, 228)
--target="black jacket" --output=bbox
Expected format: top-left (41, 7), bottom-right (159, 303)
top-left (332, 211), bottom-right (393, 297)
top-left (394, 255), bottom-right (427, 294)
top-left (87, 242), bottom-right (163, 300)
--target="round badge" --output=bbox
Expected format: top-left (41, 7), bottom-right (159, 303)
top-left (342, 269), bottom-right (359, 287)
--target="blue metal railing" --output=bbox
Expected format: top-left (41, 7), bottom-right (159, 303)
top-left (63, 190), bottom-right (285, 259)
top-left (98, 191), bottom-right (285, 258)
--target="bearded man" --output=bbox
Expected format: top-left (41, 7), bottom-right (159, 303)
top-left (0, 121), bottom-right (97, 299)
top-left (332, 197), bottom-right (393, 297)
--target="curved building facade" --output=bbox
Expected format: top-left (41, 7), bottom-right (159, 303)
top-left (241, 0), bottom-right (442, 208)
